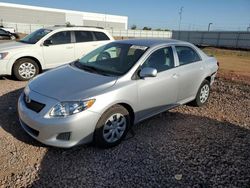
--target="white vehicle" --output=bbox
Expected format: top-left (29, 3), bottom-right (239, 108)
top-left (0, 26), bottom-right (114, 80)
top-left (0, 26), bottom-right (16, 33)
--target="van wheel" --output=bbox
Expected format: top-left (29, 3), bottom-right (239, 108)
top-left (94, 105), bottom-right (131, 148)
top-left (190, 80), bottom-right (210, 107)
top-left (13, 58), bottom-right (39, 81)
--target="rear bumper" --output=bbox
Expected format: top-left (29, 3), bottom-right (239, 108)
top-left (210, 72), bottom-right (217, 86)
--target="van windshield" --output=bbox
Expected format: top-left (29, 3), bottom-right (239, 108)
top-left (19, 29), bottom-right (52, 44)
top-left (75, 42), bottom-right (148, 76)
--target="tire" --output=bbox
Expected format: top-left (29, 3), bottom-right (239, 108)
top-left (13, 58), bottom-right (39, 81)
top-left (94, 105), bottom-right (131, 148)
top-left (190, 80), bottom-right (210, 107)
top-left (10, 35), bottom-right (16, 40)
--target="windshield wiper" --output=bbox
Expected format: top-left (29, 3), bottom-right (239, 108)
top-left (19, 40), bottom-right (33, 44)
top-left (75, 62), bottom-right (110, 76)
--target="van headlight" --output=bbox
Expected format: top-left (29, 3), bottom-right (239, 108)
top-left (49, 99), bottom-right (95, 117)
top-left (0, 52), bottom-right (8, 60)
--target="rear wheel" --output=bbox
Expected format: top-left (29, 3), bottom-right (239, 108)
top-left (190, 80), bottom-right (210, 107)
top-left (13, 58), bottom-right (39, 81)
top-left (94, 105), bottom-right (131, 148)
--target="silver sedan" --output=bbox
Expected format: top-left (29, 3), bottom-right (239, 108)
top-left (18, 39), bottom-right (218, 148)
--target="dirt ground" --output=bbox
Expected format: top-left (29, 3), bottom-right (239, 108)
top-left (0, 45), bottom-right (249, 187)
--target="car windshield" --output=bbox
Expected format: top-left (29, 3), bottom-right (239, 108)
top-left (75, 42), bottom-right (148, 76)
top-left (19, 29), bottom-right (52, 44)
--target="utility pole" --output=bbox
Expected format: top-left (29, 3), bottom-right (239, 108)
top-left (208, 23), bottom-right (213, 31)
top-left (178, 6), bottom-right (183, 31)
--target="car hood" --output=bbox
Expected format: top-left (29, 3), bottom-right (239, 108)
top-left (0, 41), bottom-right (31, 51)
top-left (29, 64), bottom-right (118, 101)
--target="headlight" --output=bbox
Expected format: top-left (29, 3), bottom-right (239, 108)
top-left (49, 99), bottom-right (95, 117)
top-left (0, 52), bottom-right (8, 60)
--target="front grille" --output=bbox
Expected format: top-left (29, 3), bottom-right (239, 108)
top-left (21, 120), bottom-right (39, 137)
top-left (23, 93), bottom-right (45, 113)
top-left (56, 132), bottom-right (71, 141)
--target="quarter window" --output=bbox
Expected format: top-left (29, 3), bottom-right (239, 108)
top-left (48, 31), bottom-right (71, 45)
top-left (93, 32), bottom-right (110, 41)
top-left (176, 46), bottom-right (201, 65)
top-left (75, 31), bottom-right (93, 42)
top-left (142, 47), bottom-right (175, 73)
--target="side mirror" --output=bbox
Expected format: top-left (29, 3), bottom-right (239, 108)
top-left (43, 39), bottom-right (53, 46)
top-left (139, 67), bottom-right (157, 78)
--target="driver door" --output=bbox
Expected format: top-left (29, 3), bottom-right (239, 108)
top-left (42, 31), bottom-right (75, 69)
top-left (136, 46), bottom-right (179, 121)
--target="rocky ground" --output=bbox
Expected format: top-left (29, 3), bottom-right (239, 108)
top-left (0, 75), bottom-right (249, 188)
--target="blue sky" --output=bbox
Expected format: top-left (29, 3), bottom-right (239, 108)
top-left (1, 0), bottom-right (250, 31)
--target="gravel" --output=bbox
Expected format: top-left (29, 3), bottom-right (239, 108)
top-left (0, 76), bottom-right (249, 187)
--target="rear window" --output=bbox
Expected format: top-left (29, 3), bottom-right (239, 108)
top-left (176, 46), bottom-right (201, 65)
top-left (93, 32), bottom-right (110, 41)
top-left (75, 31), bottom-right (94, 42)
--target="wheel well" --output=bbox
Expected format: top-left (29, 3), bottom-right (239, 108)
top-left (13, 56), bottom-right (42, 73)
top-left (118, 103), bottom-right (135, 125)
top-left (205, 76), bottom-right (211, 83)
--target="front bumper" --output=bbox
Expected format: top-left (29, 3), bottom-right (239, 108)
top-left (18, 91), bottom-right (101, 148)
top-left (0, 59), bottom-right (10, 76)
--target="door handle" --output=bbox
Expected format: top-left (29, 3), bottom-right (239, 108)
top-left (66, 46), bottom-right (73, 49)
top-left (172, 73), bottom-right (179, 79)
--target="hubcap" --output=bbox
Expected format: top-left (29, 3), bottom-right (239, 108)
top-left (18, 62), bottom-right (36, 79)
top-left (200, 84), bottom-right (210, 103)
top-left (103, 113), bottom-right (126, 143)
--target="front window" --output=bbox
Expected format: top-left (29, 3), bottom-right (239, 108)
top-left (141, 47), bottom-right (175, 72)
top-left (20, 29), bottom-right (52, 44)
top-left (74, 42), bottom-right (148, 76)
top-left (47, 31), bottom-right (71, 45)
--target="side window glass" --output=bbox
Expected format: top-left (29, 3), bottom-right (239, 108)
top-left (48, 31), bottom-right (71, 45)
top-left (0, 29), bottom-right (7, 34)
top-left (75, 31), bottom-right (93, 42)
top-left (93, 32), bottom-right (110, 41)
top-left (142, 47), bottom-right (175, 73)
top-left (176, 46), bottom-right (201, 65)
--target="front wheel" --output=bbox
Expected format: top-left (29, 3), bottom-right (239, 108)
top-left (94, 105), bottom-right (131, 148)
top-left (13, 58), bottom-right (39, 81)
top-left (10, 35), bottom-right (16, 40)
top-left (190, 80), bottom-right (210, 107)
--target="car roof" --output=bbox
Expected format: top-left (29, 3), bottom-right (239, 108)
top-left (44, 26), bottom-right (106, 32)
top-left (115, 38), bottom-right (189, 47)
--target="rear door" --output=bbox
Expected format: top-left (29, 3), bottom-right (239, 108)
top-left (137, 46), bottom-right (179, 120)
top-left (73, 30), bottom-right (111, 59)
top-left (42, 31), bottom-right (75, 68)
top-left (173, 45), bottom-right (205, 103)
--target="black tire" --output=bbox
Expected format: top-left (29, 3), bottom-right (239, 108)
top-left (13, 58), bottom-right (39, 81)
top-left (94, 105), bottom-right (131, 148)
top-left (10, 35), bottom-right (16, 40)
top-left (189, 80), bottom-right (210, 107)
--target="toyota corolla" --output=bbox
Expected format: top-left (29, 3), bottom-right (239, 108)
top-left (18, 39), bottom-right (218, 148)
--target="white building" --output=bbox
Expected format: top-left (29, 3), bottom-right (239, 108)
top-left (0, 2), bottom-right (128, 30)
